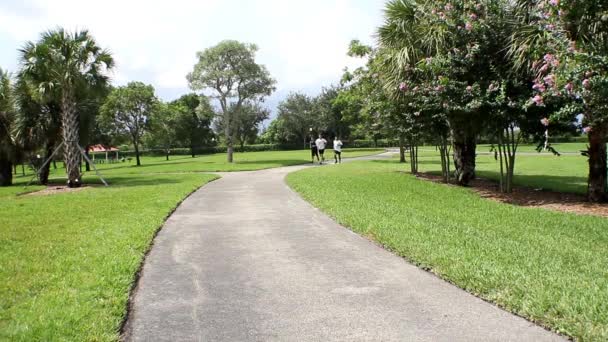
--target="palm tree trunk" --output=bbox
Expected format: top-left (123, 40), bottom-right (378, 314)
top-left (0, 158), bottom-right (12, 186)
top-left (39, 143), bottom-right (54, 185)
top-left (61, 90), bottom-right (82, 188)
top-left (452, 127), bottom-right (476, 186)
top-left (587, 127), bottom-right (607, 203)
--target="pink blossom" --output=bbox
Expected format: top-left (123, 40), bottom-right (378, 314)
top-left (439, 12), bottom-right (446, 20)
top-left (540, 118), bottom-right (549, 126)
top-left (546, 24), bottom-right (555, 31)
top-left (539, 64), bottom-right (549, 73)
top-left (583, 126), bottom-right (592, 133)
top-left (543, 74), bottom-right (556, 87)
top-left (465, 22), bottom-right (473, 31)
top-left (466, 85), bottom-right (472, 92)
top-left (435, 85), bottom-right (445, 92)
top-left (549, 0), bottom-right (559, 6)
top-left (532, 82), bottom-right (546, 92)
top-left (532, 95), bottom-right (544, 106)
top-left (399, 82), bottom-right (408, 91)
top-left (564, 82), bottom-right (574, 92)
top-left (444, 4), bottom-right (453, 11)
top-left (469, 13), bottom-right (478, 20)
top-left (543, 54), bottom-right (555, 63)
top-left (431, 9), bottom-right (436, 15)
top-left (583, 79), bottom-right (591, 89)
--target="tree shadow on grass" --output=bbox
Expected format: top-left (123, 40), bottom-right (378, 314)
top-left (476, 171), bottom-right (587, 194)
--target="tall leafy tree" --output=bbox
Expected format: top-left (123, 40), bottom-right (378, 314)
top-left (276, 92), bottom-right (317, 148)
top-left (171, 93), bottom-right (214, 158)
top-left (100, 82), bottom-right (159, 166)
top-left (0, 68), bottom-right (16, 186)
top-left (232, 102), bottom-right (270, 149)
top-left (187, 40), bottom-right (276, 162)
top-left (19, 28), bottom-right (114, 187)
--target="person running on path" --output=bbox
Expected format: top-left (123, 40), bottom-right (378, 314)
top-left (333, 137), bottom-right (343, 164)
top-left (315, 135), bottom-right (328, 164)
top-left (309, 136), bottom-right (319, 164)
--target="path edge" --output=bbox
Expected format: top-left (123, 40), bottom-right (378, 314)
top-left (118, 175), bottom-right (221, 341)
top-left (282, 168), bottom-right (571, 341)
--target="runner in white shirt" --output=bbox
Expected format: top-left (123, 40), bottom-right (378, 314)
top-left (333, 137), bottom-right (343, 164)
top-left (315, 135), bottom-right (328, 164)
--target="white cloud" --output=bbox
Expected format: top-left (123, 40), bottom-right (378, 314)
top-left (0, 0), bottom-right (384, 105)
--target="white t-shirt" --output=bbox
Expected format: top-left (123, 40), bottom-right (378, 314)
top-left (333, 140), bottom-right (343, 152)
top-left (315, 138), bottom-right (327, 150)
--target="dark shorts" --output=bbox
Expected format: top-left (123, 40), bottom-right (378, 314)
top-left (334, 150), bottom-right (341, 155)
top-left (311, 147), bottom-right (319, 157)
top-left (318, 149), bottom-right (325, 155)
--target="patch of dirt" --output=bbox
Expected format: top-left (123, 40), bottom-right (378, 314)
top-left (22, 184), bottom-right (95, 197)
top-left (415, 172), bottom-right (608, 218)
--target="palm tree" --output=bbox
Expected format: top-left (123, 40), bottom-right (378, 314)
top-left (0, 68), bottom-right (16, 186)
top-left (19, 28), bottom-right (114, 187)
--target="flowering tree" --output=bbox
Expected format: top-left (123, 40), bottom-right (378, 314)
top-left (512, 0), bottom-right (608, 202)
top-left (379, 0), bottom-right (510, 185)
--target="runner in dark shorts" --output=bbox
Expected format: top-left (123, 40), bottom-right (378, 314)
top-left (315, 135), bottom-right (328, 164)
top-left (310, 138), bottom-right (320, 163)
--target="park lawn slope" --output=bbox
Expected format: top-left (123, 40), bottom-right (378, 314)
top-left (286, 160), bottom-right (608, 341)
top-left (0, 173), bottom-right (217, 341)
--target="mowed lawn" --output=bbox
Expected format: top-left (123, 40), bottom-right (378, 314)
top-left (0, 148), bottom-right (382, 341)
top-left (0, 173), bottom-right (217, 341)
top-left (416, 143), bottom-right (589, 194)
top-left (287, 160), bottom-right (608, 341)
top-left (87, 148), bottom-right (385, 175)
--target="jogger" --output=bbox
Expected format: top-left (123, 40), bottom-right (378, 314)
top-left (333, 137), bottom-right (343, 164)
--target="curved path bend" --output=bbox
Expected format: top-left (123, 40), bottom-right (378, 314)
top-left (123, 155), bottom-right (564, 342)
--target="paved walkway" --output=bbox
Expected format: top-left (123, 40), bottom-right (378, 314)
top-left (123, 158), bottom-right (564, 341)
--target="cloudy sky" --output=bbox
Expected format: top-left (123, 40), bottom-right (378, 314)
top-left (0, 0), bottom-right (384, 117)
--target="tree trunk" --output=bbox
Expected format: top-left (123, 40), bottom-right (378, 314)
top-left (191, 143), bottom-right (195, 158)
top-left (134, 142), bottom-right (141, 166)
top-left (225, 117), bottom-right (234, 163)
top-left (587, 127), bottom-right (607, 203)
top-left (39, 143), bottom-right (54, 185)
top-left (61, 90), bottom-right (82, 188)
top-left (0, 158), bottom-right (12, 186)
top-left (13, 163), bottom-right (17, 175)
top-left (399, 136), bottom-right (406, 163)
top-left (84, 146), bottom-right (91, 172)
top-left (452, 128), bottom-right (476, 186)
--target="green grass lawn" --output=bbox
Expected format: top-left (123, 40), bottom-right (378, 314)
top-left (414, 144), bottom-right (589, 194)
top-left (0, 148), bottom-right (382, 341)
top-left (0, 173), bottom-right (217, 341)
top-left (287, 161), bottom-right (608, 341)
top-left (12, 148), bottom-right (384, 180)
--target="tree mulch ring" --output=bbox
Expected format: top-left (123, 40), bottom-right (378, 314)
top-left (415, 172), bottom-right (608, 218)
top-left (22, 184), bottom-right (96, 197)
